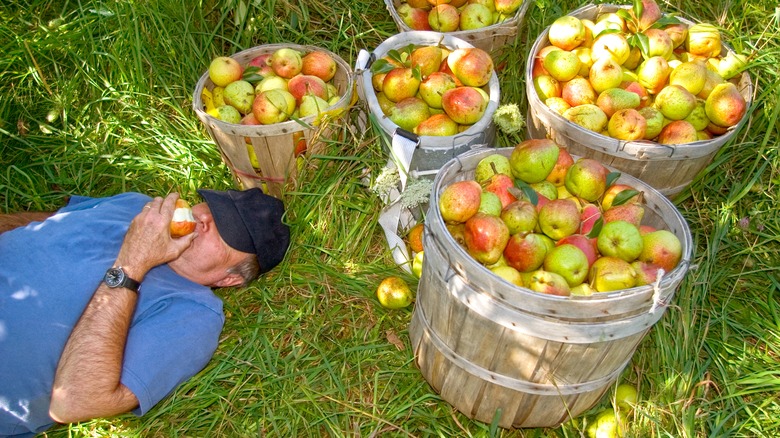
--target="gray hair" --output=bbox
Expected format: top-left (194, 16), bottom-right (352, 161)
top-left (228, 255), bottom-right (261, 287)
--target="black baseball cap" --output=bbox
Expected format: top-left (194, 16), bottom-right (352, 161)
top-left (198, 188), bottom-right (290, 273)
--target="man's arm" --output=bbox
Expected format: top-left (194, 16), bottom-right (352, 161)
top-left (0, 212), bottom-right (55, 234)
top-left (49, 193), bottom-right (197, 424)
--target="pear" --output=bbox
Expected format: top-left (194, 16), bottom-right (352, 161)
top-left (223, 80), bottom-right (255, 115)
top-left (654, 84), bottom-right (697, 120)
top-left (542, 49), bottom-right (582, 82)
top-left (410, 46), bottom-right (443, 78)
top-left (596, 87), bottom-right (641, 118)
top-left (636, 56), bottom-right (671, 95)
top-left (563, 104), bottom-right (608, 133)
top-left (686, 23), bottom-right (722, 58)
top-left (644, 28), bottom-right (674, 60)
top-left (639, 106), bottom-right (665, 140)
top-left (562, 76), bottom-right (597, 107)
top-left (607, 108), bottom-right (647, 141)
top-left (669, 61), bottom-right (707, 95)
top-left (663, 23), bottom-right (688, 49)
top-left (603, 203), bottom-right (646, 228)
top-left (696, 68), bottom-right (725, 99)
top-left (388, 96), bottom-right (431, 131)
top-left (705, 82), bottom-right (748, 128)
top-left (298, 94), bottom-right (330, 118)
top-left (630, 0), bottom-right (663, 32)
top-left (439, 180), bottom-right (482, 224)
top-left (683, 99), bottom-right (709, 131)
top-left (545, 97), bottom-right (571, 115)
top-left (588, 56), bottom-right (624, 93)
top-left (657, 120), bottom-right (698, 144)
top-left (534, 75), bottom-right (562, 100)
top-left (717, 52), bottom-right (749, 80)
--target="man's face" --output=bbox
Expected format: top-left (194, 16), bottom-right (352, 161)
top-left (168, 202), bottom-right (252, 288)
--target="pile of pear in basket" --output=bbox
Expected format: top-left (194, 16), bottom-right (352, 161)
top-left (192, 44), bottom-right (355, 198)
top-left (384, 0), bottom-right (531, 57)
top-left (526, 1), bottom-right (753, 197)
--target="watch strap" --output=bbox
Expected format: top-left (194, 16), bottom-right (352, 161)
top-left (104, 266), bottom-right (141, 293)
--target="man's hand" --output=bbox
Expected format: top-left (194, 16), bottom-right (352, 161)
top-left (115, 193), bottom-right (197, 281)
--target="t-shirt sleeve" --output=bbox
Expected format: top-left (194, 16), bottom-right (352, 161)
top-left (120, 298), bottom-right (224, 415)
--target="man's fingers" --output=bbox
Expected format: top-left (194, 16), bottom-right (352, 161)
top-left (161, 193), bottom-right (180, 214)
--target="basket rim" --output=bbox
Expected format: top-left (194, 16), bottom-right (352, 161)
top-left (192, 44), bottom-right (355, 136)
top-left (525, 3), bottom-right (754, 158)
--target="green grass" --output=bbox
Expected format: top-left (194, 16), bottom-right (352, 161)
top-left (2, 0), bottom-right (779, 436)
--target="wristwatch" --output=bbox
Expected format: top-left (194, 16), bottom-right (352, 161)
top-left (103, 266), bottom-right (141, 293)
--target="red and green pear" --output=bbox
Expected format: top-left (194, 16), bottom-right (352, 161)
top-left (528, 270), bottom-right (571, 296)
top-left (382, 67), bottom-right (421, 102)
top-left (301, 51), bottom-right (337, 82)
top-left (543, 243), bottom-right (590, 287)
top-left (561, 76), bottom-right (597, 107)
top-left (503, 232), bottom-right (549, 272)
top-left (597, 220), bottom-right (644, 262)
top-left (538, 198), bottom-right (581, 240)
top-left (389, 96), bottom-right (431, 131)
top-left (548, 15), bottom-right (587, 51)
top-left (564, 158), bottom-right (608, 202)
top-left (501, 200), bottom-right (538, 235)
top-left (638, 229), bottom-right (683, 272)
top-left (602, 203), bottom-right (646, 228)
top-left (705, 82), bottom-right (747, 128)
top-left (509, 139), bottom-right (560, 184)
top-left (589, 256), bottom-right (637, 292)
top-left (657, 120), bottom-right (698, 144)
top-left (464, 212), bottom-right (510, 265)
top-left (439, 180), bottom-right (482, 223)
top-left (414, 113), bottom-right (459, 136)
top-left (447, 47), bottom-right (494, 87)
top-left (441, 86), bottom-right (487, 125)
top-left (557, 234), bottom-right (599, 268)
top-left (483, 173), bottom-right (518, 209)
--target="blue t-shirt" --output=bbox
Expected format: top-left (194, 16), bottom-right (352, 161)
top-left (0, 193), bottom-right (225, 437)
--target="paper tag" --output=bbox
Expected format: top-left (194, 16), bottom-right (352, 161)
top-left (378, 201), bottom-right (412, 274)
top-left (390, 129), bottom-right (419, 191)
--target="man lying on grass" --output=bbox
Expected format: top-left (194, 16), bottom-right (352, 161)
top-left (0, 188), bottom-right (290, 437)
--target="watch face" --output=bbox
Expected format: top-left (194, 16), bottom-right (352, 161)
top-left (104, 268), bottom-right (124, 288)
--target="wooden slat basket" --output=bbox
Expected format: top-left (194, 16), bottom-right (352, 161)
top-left (525, 4), bottom-right (753, 198)
top-left (409, 147), bottom-right (693, 429)
top-left (192, 44), bottom-right (355, 198)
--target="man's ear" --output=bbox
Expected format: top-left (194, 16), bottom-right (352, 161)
top-left (213, 273), bottom-right (244, 288)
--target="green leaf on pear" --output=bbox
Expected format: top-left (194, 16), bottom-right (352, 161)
top-left (370, 58), bottom-right (396, 74)
top-left (653, 15), bottom-right (682, 27)
top-left (617, 8), bottom-right (634, 23)
top-left (587, 217), bottom-right (604, 239)
top-left (242, 66), bottom-right (265, 83)
top-left (631, 0), bottom-right (643, 22)
top-left (628, 32), bottom-right (650, 58)
top-left (612, 189), bottom-right (641, 207)
top-left (606, 171), bottom-right (622, 188)
top-left (512, 179), bottom-right (539, 206)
